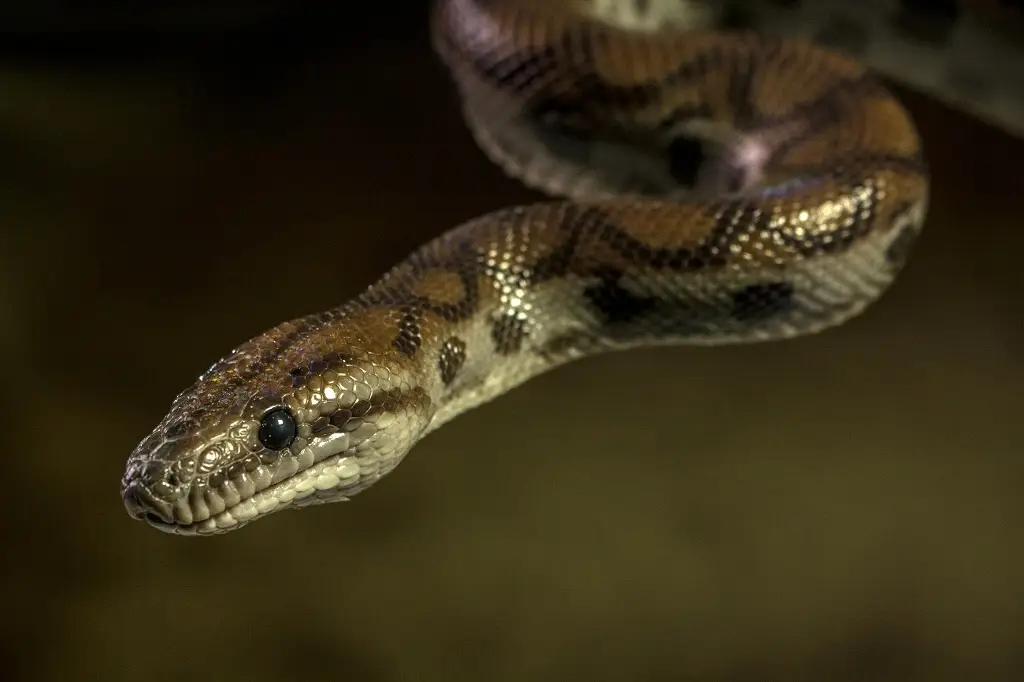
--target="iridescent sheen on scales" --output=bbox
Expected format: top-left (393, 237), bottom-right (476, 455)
top-left (121, 0), bottom-right (929, 535)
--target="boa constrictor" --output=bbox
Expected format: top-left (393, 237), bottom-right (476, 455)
top-left (122, 0), bottom-right (929, 535)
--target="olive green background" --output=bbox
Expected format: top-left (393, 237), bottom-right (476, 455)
top-left (2, 3), bottom-right (1021, 681)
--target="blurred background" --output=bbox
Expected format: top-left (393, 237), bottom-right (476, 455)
top-left (2, 1), bottom-right (1021, 681)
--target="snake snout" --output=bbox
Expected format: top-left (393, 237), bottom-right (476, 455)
top-left (123, 481), bottom-right (175, 526)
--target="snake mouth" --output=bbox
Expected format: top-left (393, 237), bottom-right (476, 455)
top-left (131, 453), bottom-right (365, 536)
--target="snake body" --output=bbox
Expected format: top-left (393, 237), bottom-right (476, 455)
top-left (121, 0), bottom-right (928, 535)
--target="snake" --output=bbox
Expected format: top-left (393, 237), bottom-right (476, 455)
top-left (121, 0), bottom-right (928, 535)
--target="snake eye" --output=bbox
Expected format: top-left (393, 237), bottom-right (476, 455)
top-left (258, 408), bottom-right (297, 451)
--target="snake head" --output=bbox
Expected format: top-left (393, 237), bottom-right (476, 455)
top-left (121, 315), bottom-right (434, 535)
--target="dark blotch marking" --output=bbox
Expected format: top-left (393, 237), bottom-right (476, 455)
top-left (363, 244), bottom-right (480, 362)
top-left (584, 268), bottom-right (657, 325)
top-left (519, 31), bottom-right (730, 127)
top-left (326, 387), bottom-right (430, 433)
top-left (731, 282), bottom-right (795, 322)
top-left (393, 306), bottom-right (423, 357)
top-left (199, 316), bottom-right (322, 406)
top-left (423, 262), bottom-right (481, 322)
top-left (590, 202), bottom-right (740, 271)
top-left (529, 204), bottom-right (597, 278)
top-left (747, 73), bottom-right (879, 132)
top-left (286, 353), bottom-right (356, 389)
top-left (583, 268), bottom-right (765, 342)
top-left (583, 205), bottom-right (714, 270)
top-left (492, 312), bottom-right (527, 356)
top-left (438, 337), bottom-right (467, 386)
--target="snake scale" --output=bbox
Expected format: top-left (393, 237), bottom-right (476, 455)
top-left (121, 0), bottom-right (928, 535)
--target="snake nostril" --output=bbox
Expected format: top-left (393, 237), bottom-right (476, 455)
top-left (123, 485), bottom-right (146, 520)
top-left (123, 482), bottom-right (173, 524)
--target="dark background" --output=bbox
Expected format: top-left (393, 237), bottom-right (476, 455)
top-left (2, 2), bottom-right (1021, 681)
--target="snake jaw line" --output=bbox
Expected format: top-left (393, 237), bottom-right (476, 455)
top-left (125, 426), bottom-right (394, 536)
